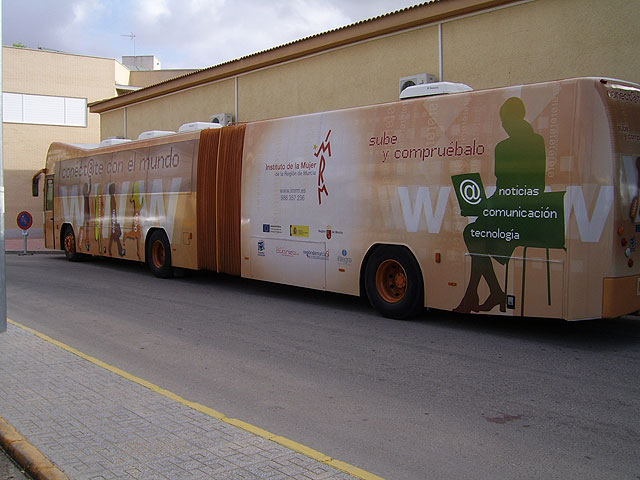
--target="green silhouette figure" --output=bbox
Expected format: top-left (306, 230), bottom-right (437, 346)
top-left (453, 97), bottom-right (560, 314)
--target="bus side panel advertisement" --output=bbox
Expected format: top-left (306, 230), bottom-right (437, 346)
top-left (241, 78), bottom-right (640, 319)
top-left (41, 78), bottom-right (640, 320)
top-left (54, 139), bottom-right (199, 269)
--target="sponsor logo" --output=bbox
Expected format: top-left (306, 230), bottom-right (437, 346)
top-left (262, 224), bottom-right (283, 234)
top-left (276, 247), bottom-right (298, 257)
top-left (304, 249), bottom-right (329, 260)
top-left (314, 130), bottom-right (332, 205)
top-left (257, 240), bottom-right (265, 257)
top-left (290, 225), bottom-right (310, 237)
top-left (337, 249), bottom-right (352, 265)
top-left (317, 227), bottom-right (343, 237)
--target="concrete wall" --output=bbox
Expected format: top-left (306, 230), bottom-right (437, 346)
top-left (97, 0), bottom-right (640, 141)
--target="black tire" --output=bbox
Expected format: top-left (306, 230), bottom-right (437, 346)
top-left (62, 226), bottom-right (81, 262)
top-left (146, 230), bottom-right (173, 278)
top-left (364, 245), bottom-right (424, 320)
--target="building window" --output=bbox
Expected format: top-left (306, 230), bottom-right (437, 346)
top-left (2, 92), bottom-right (87, 127)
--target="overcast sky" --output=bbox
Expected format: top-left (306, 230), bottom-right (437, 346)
top-left (3, 0), bottom-right (424, 70)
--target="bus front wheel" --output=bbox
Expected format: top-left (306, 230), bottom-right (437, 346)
top-left (364, 245), bottom-right (424, 319)
top-left (62, 226), bottom-right (81, 262)
top-left (147, 230), bottom-right (173, 278)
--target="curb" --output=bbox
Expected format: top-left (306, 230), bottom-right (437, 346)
top-left (0, 416), bottom-right (69, 480)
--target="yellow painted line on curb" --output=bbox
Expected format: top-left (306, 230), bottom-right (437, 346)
top-left (8, 319), bottom-right (385, 480)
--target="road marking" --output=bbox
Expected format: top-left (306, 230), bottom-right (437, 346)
top-left (8, 319), bottom-right (384, 480)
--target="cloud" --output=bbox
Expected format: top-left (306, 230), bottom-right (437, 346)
top-left (2, 0), bottom-right (422, 68)
top-left (72, 0), bottom-right (106, 25)
top-left (106, 0), bottom-right (355, 68)
top-left (133, 0), bottom-right (171, 25)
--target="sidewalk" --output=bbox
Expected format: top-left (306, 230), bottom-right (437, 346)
top-left (0, 321), bottom-right (372, 480)
top-left (4, 237), bottom-right (53, 254)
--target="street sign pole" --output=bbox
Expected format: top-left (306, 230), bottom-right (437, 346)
top-left (17, 211), bottom-right (33, 256)
top-left (0, 2), bottom-right (6, 333)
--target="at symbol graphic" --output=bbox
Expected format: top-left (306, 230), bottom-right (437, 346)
top-left (460, 179), bottom-right (482, 205)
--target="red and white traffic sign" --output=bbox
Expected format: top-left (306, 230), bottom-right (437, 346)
top-left (17, 211), bottom-right (33, 231)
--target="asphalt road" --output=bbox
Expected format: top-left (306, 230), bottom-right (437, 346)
top-left (5, 253), bottom-right (640, 480)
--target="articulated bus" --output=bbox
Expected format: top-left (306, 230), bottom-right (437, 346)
top-left (33, 77), bottom-right (640, 320)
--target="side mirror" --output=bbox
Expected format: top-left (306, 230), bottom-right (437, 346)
top-left (31, 168), bottom-right (46, 197)
top-left (32, 176), bottom-right (40, 197)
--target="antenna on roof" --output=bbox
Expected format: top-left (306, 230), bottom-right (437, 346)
top-left (120, 32), bottom-right (136, 57)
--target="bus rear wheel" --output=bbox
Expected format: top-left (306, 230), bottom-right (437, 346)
top-left (147, 230), bottom-right (173, 278)
top-left (364, 245), bottom-right (424, 319)
top-left (62, 226), bottom-right (81, 262)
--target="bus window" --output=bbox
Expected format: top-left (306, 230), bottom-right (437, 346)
top-left (32, 176), bottom-right (39, 197)
top-left (45, 176), bottom-right (54, 211)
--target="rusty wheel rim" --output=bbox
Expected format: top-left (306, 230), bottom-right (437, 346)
top-left (152, 240), bottom-right (165, 268)
top-left (64, 232), bottom-right (76, 255)
top-left (375, 259), bottom-right (407, 303)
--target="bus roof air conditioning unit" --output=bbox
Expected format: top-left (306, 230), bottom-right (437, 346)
top-left (99, 138), bottom-right (132, 147)
top-left (399, 73), bottom-right (436, 96)
top-left (178, 122), bottom-right (223, 133)
top-left (210, 113), bottom-right (233, 126)
top-left (137, 130), bottom-right (176, 140)
top-left (400, 81), bottom-right (473, 99)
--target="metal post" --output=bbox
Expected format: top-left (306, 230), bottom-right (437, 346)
top-left (20, 230), bottom-right (30, 255)
top-left (0, 0), bottom-right (6, 333)
top-left (438, 23), bottom-right (443, 82)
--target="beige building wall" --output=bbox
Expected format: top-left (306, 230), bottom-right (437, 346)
top-left (2, 47), bottom-right (120, 237)
top-left (2, 48), bottom-right (201, 238)
top-left (94, 0), bottom-right (640, 141)
top-left (100, 109), bottom-right (127, 140)
top-left (115, 62), bottom-right (131, 88)
top-left (4, 47), bottom-right (118, 99)
top-left (101, 25), bottom-right (441, 137)
top-left (443, 0), bottom-right (640, 89)
top-left (238, 26), bottom-right (440, 121)
top-left (101, 78), bottom-right (235, 140)
top-left (129, 69), bottom-right (198, 87)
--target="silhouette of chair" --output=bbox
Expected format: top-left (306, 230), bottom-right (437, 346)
top-left (504, 246), bottom-right (565, 316)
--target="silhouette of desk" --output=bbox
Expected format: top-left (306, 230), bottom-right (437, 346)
top-left (453, 178), bottom-right (566, 315)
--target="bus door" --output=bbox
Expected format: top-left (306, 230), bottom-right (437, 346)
top-left (44, 175), bottom-right (55, 249)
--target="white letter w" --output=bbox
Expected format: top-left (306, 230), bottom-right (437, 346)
top-left (398, 186), bottom-right (450, 233)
